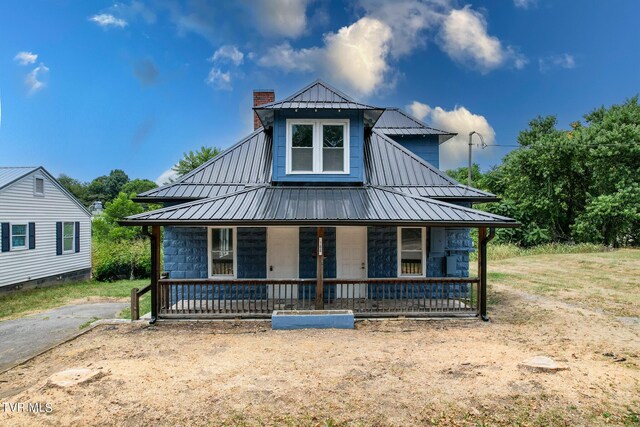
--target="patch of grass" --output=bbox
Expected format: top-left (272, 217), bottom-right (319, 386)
top-left (79, 316), bottom-right (100, 330)
top-left (118, 293), bottom-right (152, 320)
top-left (487, 249), bottom-right (640, 317)
top-left (471, 242), bottom-right (609, 262)
top-left (0, 279), bottom-right (148, 321)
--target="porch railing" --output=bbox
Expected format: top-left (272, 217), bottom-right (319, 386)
top-left (156, 277), bottom-right (479, 319)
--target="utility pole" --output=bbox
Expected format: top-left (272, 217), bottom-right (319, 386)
top-left (468, 131), bottom-right (485, 187)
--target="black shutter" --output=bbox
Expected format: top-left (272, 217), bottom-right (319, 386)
top-left (1, 223), bottom-right (9, 252)
top-left (56, 222), bottom-right (62, 255)
top-left (75, 222), bottom-right (80, 253)
top-left (28, 223), bottom-right (36, 249)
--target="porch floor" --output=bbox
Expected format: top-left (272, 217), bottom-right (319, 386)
top-left (163, 297), bottom-right (475, 318)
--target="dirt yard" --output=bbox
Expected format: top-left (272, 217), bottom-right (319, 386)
top-left (1, 250), bottom-right (639, 426)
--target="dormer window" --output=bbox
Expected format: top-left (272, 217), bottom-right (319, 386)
top-left (286, 119), bottom-right (350, 174)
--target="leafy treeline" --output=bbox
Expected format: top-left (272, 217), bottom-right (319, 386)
top-left (58, 149), bottom-right (222, 281)
top-left (448, 97), bottom-right (640, 247)
top-left (58, 169), bottom-right (157, 207)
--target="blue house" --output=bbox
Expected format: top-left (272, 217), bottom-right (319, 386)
top-left (123, 80), bottom-right (517, 321)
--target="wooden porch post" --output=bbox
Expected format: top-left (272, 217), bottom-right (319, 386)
top-left (150, 225), bottom-right (161, 322)
top-left (477, 227), bottom-right (488, 321)
top-left (315, 227), bottom-right (324, 310)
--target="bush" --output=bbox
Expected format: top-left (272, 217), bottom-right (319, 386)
top-left (93, 239), bottom-right (151, 281)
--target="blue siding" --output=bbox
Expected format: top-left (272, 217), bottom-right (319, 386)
top-left (237, 227), bottom-right (267, 278)
top-left (390, 135), bottom-right (439, 168)
top-left (272, 110), bottom-right (364, 182)
top-left (163, 226), bottom-right (208, 279)
top-left (367, 226), bottom-right (397, 278)
top-left (164, 226), bottom-right (267, 280)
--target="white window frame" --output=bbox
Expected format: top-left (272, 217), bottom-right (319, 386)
top-left (10, 222), bottom-right (29, 251)
top-left (397, 227), bottom-right (427, 277)
top-left (62, 221), bottom-right (75, 254)
top-left (33, 175), bottom-right (45, 196)
top-left (285, 118), bottom-right (350, 175)
top-left (207, 226), bottom-right (237, 278)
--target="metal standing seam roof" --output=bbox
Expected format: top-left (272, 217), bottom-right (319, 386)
top-left (0, 167), bottom-right (38, 190)
top-left (135, 127), bottom-right (498, 203)
top-left (253, 80), bottom-right (385, 129)
top-left (135, 129), bottom-right (271, 201)
top-left (374, 108), bottom-right (456, 143)
top-left (122, 185), bottom-right (518, 227)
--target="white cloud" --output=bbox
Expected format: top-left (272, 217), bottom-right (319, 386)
top-left (539, 53), bottom-right (576, 72)
top-left (211, 45), bottom-right (244, 66)
top-left (439, 6), bottom-right (525, 73)
top-left (357, 0), bottom-right (448, 58)
top-left (205, 68), bottom-right (232, 90)
top-left (249, 0), bottom-right (310, 38)
top-left (156, 167), bottom-right (179, 185)
top-left (25, 63), bottom-right (49, 95)
top-left (259, 17), bottom-right (393, 96)
top-left (14, 51), bottom-right (38, 65)
top-left (514, 0), bottom-right (537, 9)
top-left (258, 1), bottom-right (524, 95)
top-left (90, 13), bottom-right (128, 28)
top-left (408, 100), bottom-right (496, 170)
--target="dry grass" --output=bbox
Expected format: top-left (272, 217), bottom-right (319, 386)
top-left (477, 249), bottom-right (640, 318)
top-left (1, 251), bottom-right (639, 426)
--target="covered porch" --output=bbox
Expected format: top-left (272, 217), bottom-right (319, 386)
top-left (122, 185), bottom-right (517, 321)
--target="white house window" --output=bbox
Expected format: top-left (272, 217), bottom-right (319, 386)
top-left (398, 227), bottom-right (425, 276)
top-left (63, 222), bottom-right (75, 253)
top-left (210, 228), bottom-right (235, 276)
top-left (291, 123), bottom-right (314, 172)
top-left (286, 119), bottom-right (349, 174)
top-left (11, 224), bottom-right (28, 250)
top-left (34, 176), bottom-right (44, 195)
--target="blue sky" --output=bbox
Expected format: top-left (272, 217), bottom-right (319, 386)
top-left (1, 0), bottom-right (639, 183)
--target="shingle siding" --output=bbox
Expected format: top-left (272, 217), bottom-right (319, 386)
top-left (237, 227), bottom-right (267, 278)
top-left (163, 227), bottom-right (208, 279)
top-left (367, 226), bottom-right (397, 278)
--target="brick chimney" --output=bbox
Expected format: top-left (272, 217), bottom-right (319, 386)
top-left (253, 89), bottom-right (275, 130)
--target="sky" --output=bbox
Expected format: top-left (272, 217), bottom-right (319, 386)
top-left (1, 0), bottom-right (639, 184)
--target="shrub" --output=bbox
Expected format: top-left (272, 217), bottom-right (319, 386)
top-left (93, 238), bottom-right (151, 281)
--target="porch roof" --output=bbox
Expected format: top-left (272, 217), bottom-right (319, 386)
top-left (121, 185), bottom-right (519, 228)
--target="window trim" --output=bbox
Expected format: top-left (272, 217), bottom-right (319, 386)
top-left (33, 175), bottom-right (45, 196)
top-left (207, 226), bottom-right (237, 278)
top-left (397, 227), bottom-right (427, 277)
top-left (285, 118), bottom-right (350, 175)
top-left (62, 221), bottom-right (75, 254)
top-left (10, 222), bottom-right (29, 251)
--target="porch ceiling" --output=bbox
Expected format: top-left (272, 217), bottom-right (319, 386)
top-left (120, 185), bottom-right (519, 228)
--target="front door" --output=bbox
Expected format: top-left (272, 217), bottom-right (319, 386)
top-left (336, 227), bottom-right (367, 298)
top-left (267, 227), bottom-right (299, 299)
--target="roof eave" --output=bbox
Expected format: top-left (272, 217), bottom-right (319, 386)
top-left (119, 219), bottom-right (520, 228)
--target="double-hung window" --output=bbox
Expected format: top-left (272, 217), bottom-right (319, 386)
top-left (398, 227), bottom-right (426, 276)
top-left (11, 224), bottom-right (28, 250)
top-left (287, 119), bottom-right (349, 174)
top-left (63, 222), bottom-right (75, 253)
top-left (209, 227), bottom-right (235, 277)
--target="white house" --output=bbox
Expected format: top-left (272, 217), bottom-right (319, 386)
top-left (0, 167), bottom-right (91, 292)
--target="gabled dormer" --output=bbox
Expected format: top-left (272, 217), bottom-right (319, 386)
top-left (254, 80), bottom-right (384, 183)
top-left (373, 109), bottom-right (456, 169)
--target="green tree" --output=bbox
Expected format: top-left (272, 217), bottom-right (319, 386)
top-left (93, 192), bottom-right (144, 241)
top-left (57, 174), bottom-right (90, 206)
top-left (122, 179), bottom-right (157, 196)
top-left (88, 169), bottom-right (130, 203)
top-left (173, 146), bottom-right (222, 177)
